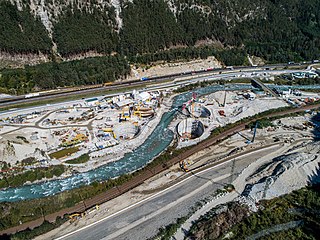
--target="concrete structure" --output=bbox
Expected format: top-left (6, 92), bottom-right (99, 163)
top-left (85, 98), bottom-right (99, 106)
top-left (177, 118), bottom-right (204, 140)
top-left (114, 99), bottom-right (134, 109)
top-left (136, 92), bottom-right (151, 102)
top-left (245, 92), bottom-right (256, 100)
top-left (187, 103), bottom-right (211, 118)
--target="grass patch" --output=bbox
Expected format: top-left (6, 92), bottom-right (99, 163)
top-left (0, 165), bottom-right (65, 188)
top-left (65, 154), bottom-right (90, 164)
top-left (49, 147), bottom-right (79, 159)
top-left (10, 218), bottom-right (67, 240)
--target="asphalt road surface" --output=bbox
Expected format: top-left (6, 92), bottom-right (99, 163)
top-left (58, 146), bottom-right (273, 240)
top-left (0, 62), bottom-right (303, 109)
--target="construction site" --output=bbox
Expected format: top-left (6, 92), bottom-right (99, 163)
top-left (172, 87), bottom-right (293, 148)
top-left (0, 90), bottom-right (164, 175)
top-left (1, 68), bottom-right (320, 238)
top-left (35, 106), bottom-right (320, 240)
top-left (1, 77), bottom-right (320, 187)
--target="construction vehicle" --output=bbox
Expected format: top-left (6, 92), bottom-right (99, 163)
top-left (104, 82), bottom-right (113, 87)
top-left (181, 92), bottom-right (197, 116)
top-left (179, 160), bottom-right (189, 172)
top-left (69, 213), bottom-right (85, 223)
top-left (218, 110), bottom-right (226, 117)
top-left (133, 103), bottom-right (142, 118)
top-left (118, 108), bottom-right (131, 122)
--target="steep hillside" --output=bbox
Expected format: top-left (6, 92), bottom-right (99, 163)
top-left (0, 0), bottom-right (319, 61)
top-left (0, 0), bottom-right (320, 93)
top-left (188, 184), bottom-right (320, 240)
top-left (0, 1), bottom-right (52, 54)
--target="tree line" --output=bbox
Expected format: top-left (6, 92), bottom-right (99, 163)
top-left (0, 55), bottom-right (130, 94)
top-left (1, 0), bottom-right (319, 61)
top-left (0, 0), bottom-right (320, 94)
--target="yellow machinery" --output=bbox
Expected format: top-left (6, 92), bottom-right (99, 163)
top-left (133, 103), bottom-right (142, 118)
top-left (122, 109), bottom-right (131, 119)
top-left (119, 107), bottom-right (131, 122)
top-left (104, 82), bottom-right (113, 87)
top-left (179, 160), bottom-right (189, 172)
top-left (103, 128), bottom-right (117, 139)
top-left (69, 212), bottom-right (85, 223)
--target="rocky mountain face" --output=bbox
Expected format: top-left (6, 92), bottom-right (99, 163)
top-left (1, 0), bottom-right (319, 66)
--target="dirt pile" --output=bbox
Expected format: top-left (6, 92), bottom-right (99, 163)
top-left (244, 142), bottom-right (320, 201)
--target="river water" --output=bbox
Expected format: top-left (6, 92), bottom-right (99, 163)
top-left (1, 83), bottom-right (318, 202)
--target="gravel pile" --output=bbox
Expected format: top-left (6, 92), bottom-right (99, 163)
top-left (244, 142), bottom-right (320, 201)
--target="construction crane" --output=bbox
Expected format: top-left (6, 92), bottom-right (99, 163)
top-left (69, 213), bottom-right (85, 223)
top-left (218, 91), bottom-right (227, 107)
top-left (223, 90), bottom-right (227, 107)
top-left (181, 92), bottom-right (197, 115)
top-left (237, 121), bottom-right (259, 144)
top-left (251, 121), bottom-right (259, 143)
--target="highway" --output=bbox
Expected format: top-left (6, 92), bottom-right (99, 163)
top-left (56, 146), bottom-right (277, 240)
top-left (0, 68), bottom-right (299, 116)
top-left (0, 62), bottom-right (309, 109)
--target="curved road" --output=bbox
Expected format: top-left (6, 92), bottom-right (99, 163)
top-left (55, 144), bottom-right (282, 240)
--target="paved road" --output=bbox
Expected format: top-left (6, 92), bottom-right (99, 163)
top-left (0, 68), bottom-right (297, 117)
top-left (0, 62), bottom-right (302, 110)
top-left (57, 146), bottom-right (275, 240)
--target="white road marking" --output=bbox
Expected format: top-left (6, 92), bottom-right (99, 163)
top-left (55, 144), bottom-right (278, 240)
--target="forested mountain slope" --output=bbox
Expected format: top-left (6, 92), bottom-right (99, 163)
top-left (0, 0), bottom-right (319, 93)
top-left (1, 0), bottom-right (319, 61)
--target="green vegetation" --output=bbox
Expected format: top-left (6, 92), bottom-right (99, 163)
top-left (53, 6), bottom-right (118, 56)
top-left (173, 80), bottom-right (220, 94)
top-left (187, 184), bottom-right (320, 239)
top-left (65, 154), bottom-right (90, 164)
top-left (1, 0), bottom-right (320, 62)
top-left (21, 157), bottom-right (36, 166)
top-left (0, 165), bottom-right (65, 189)
top-left (272, 75), bottom-right (320, 86)
top-left (247, 119), bottom-right (274, 129)
top-left (49, 147), bottom-right (79, 159)
top-left (291, 78), bottom-right (320, 86)
top-left (121, 0), bottom-right (320, 62)
top-left (120, 0), bottom-right (184, 55)
top-left (0, 55), bottom-right (130, 94)
top-left (229, 185), bottom-right (320, 239)
top-left (129, 46), bottom-right (247, 66)
top-left (151, 216), bottom-right (188, 240)
top-left (0, 1), bottom-right (51, 53)
top-left (9, 218), bottom-right (67, 240)
top-left (0, 0), bottom-right (320, 94)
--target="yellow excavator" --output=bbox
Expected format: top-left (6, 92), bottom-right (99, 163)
top-left (69, 212), bottom-right (85, 223)
top-left (179, 160), bottom-right (189, 172)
